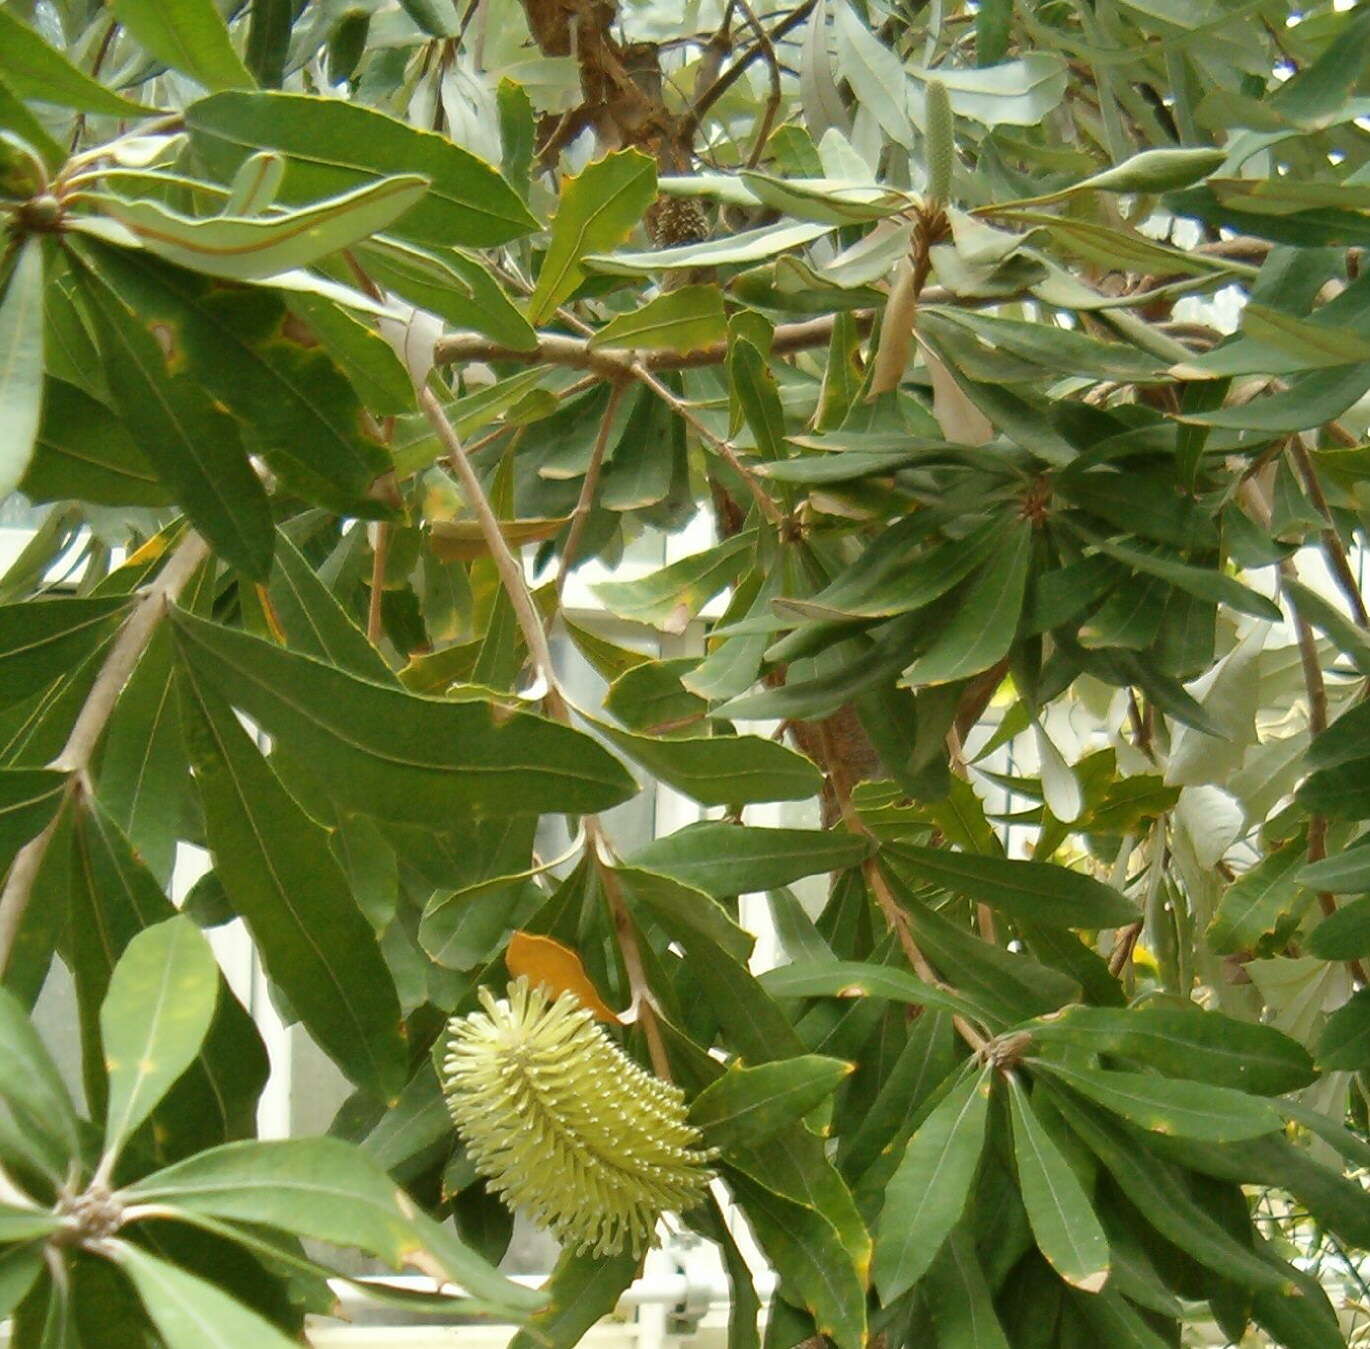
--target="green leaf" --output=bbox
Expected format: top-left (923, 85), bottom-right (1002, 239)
top-left (0, 9), bottom-right (155, 115)
top-left (509, 1248), bottom-right (640, 1349)
top-left (1060, 471), bottom-right (1217, 551)
top-left (529, 150), bottom-right (658, 324)
top-left (267, 531), bottom-right (392, 683)
top-left (615, 866), bottom-right (753, 962)
top-left (22, 378), bottom-right (168, 507)
top-left (186, 91), bottom-right (536, 248)
top-left (95, 176), bottom-right (430, 280)
top-left (594, 718), bottom-right (820, 807)
top-left (1083, 534), bottom-right (1281, 622)
top-left (922, 1227), bottom-right (1013, 1349)
top-left (1006, 1075), bottom-right (1110, 1291)
top-left (873, 1065), bottom-right (991, 1301)
top-left (71, 253), bottom-right (274, 580)
top-left (901, 519), bottom-right (1030, 686)
top-left (1284, 579), bottom-right (1370, 677)
top-left (0, 984), bottom-right (79, 1172)
top-left (690, 1056), bottom-right (853, 1150)
top-left (589, 285), bottom-right (727, 353)
top-left (1024, 1004), bottom-right (1314, 1095)
top-left (1208, 845), bottom-right (1311, 955)
top-left (78, 241), bottom-right (391, 517)
top-left (170, 609), bottom-right (635, 820)
top-left (1317, 988), bottom-right (1370, 1071)
top-left (100, 916), bottom-right (220, 1160)
top-left (587, 220), bottom-right (834, 275)
top-left (993, 147), bottom-right (1225, 208)
top-left (1176, 362), bottom-right (1370, 434)
top-left (1045, 1087), bottom-right (1292, 1294)
top-left (283, 292), bottom-right (413, 417)
top-left (177, 663), bottom-right (408, 1099)
top-left (0, 1246), bottom-right (43, 1321)
top-left (1033, 1060), bottom-right (1280, 1142)
top-left (0, 596), bottom-right (130, 711)
top-left (0, 766), bottom-right (64, 885)
top-left (105, 1242), bottom-right (300, 1349)
top-left (628, 823), bottom-right (871, 897)
top-left (0, 236), bottom-right (44, 501)
top-left (592, 533), bottom-right (754, 629)
top-left (759, 958), bottom-right (995, 1025)
top-left (727, 1171), bottom-right (867, 1349)
top-left (884, 843), bottom-right (1138, 928)
top-left (126, 1137), bottom-right (535, 1314)
top-left (112, 0), bottom-right (253, 90)
top-left (1240, 303), bottom-right (1370, 370)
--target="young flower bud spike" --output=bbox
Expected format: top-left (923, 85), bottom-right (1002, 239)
top-left (442, 977), bottom-right (714, 1257)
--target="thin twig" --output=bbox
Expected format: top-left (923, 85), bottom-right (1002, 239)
top-left (1289, 438), bottom-right (1369, 627)
top-left (0, 531), bottom-right (210, 975)
top-left (591, 821), bottom-right (673, 1081)
top-left (418, 388), bottom-right (568, 718)
top-left (418, 386), bottom-right (675, 1079)
top-left (686, 0), bottom-right (819, 134)
top-left (367, 523), bottom-right (390, 645)
top-left (734, 0), bottom-right (782, 167)
top-left (558, 380), bottom-right (630, 596)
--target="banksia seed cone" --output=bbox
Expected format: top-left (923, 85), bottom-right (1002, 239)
top-left (442, 977), bottom-right (713, 1257)
top-left (924, 78), bottom-right (954, 210)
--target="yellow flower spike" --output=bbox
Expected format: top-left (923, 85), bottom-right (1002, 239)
top-left (442, 977), bottom-right (714, 1257)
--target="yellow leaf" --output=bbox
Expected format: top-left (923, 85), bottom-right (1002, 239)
top-left (505, 931), bottom-right (621, 1024)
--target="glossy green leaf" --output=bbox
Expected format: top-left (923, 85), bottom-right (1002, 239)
top-left (884, 842), bottom-right (1139, 928)
top-left (106, 1243), bottom-right (300, 1349)
top-left (1045, 1088), bottom-right (1292, 1294)
top-left (592, 533), bottom-right (753, 629)
top-left (100, 916), bottom-right (220, 1159)
top-left (587, 220), bottom-right (834, 275)
top-left (186, 91), bottom-right (536, 248)
top-left (126, 1137), bottom-right (536, 1313)
top-left (873, 1065), bottom-right (991, 1301)
top-left (1025, 1004), bottom-right (1314, 1095)
top-left (509, 1248), bottom-right (640, 1349)
top-left (1318, 988), bottom-right (1370, 1070)
top-left (112, 0), bottom-right (253, 90)
top-left (0, 236), bottom-right (44, 502)
top-left (1034, 1060), bottom-right (1280, 1142)
top-left (0, 596), bottom-right (129, 712)
top-left (177, 662), bottom-right (408, 1098)
top-left (628, 822), bottom-right (871, 897)
top-left (594, 718), bottom-right (820, 806)
top-left (71, 254), bottom-right (274, 579)
top-left (96, 176), bottom-right (429, 280)
top-left (615, 866), bottom-right (753, 962)
top-left (922, 1227), bottom-right (1012, 1349)
top-left (22, 379), bottom-right (167, 507)
top-left (1208, 845), bottom-right (1310, 955)
top-left (283, 292), bottom-right (413, 416)
top-left (0, 9), bottom-right (155, 114)
top-left (901, 519), bottom-right (1030, 686)
top-left (690, 1056), bottom-right (853, 1150)
top-left (528, 149), bottom-right (658, 323)
top-left (267, 531), bottom-right (392, 683)
top-left (1006, 1074), bottom-right (1110, 1291)
top-left (590, 285), bottom-right (727, 353)
top-left (732, 1173), bottom-right (866, 1349)
top-left (0, 984), bottom-right (79, 1170)
top-left (759, 959), bottom-right (995, 1025)
top-left (0, 767), bottom-right (65, 883)
top-left (171, 609), bottom-right (635, 819)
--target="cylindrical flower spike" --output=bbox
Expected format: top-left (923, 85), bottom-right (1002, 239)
top-left (442, 977), bottom-right (714, 1257)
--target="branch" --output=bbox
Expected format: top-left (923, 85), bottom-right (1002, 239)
top-left (417, 387), bottom-right (676, 1078)
top-left (0, 530), bottom-right (210, 975)
top-left (433, 310), bottom-right (885, 374)
top-left (685, 0), bottom-right (818, 134)
top-left (558, 379), bottom-right (630, 595)
top-left (734, 0), bottom-right (781, 168)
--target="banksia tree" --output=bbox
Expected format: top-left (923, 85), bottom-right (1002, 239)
top-left (442, 978), bottom-right (714, 1257)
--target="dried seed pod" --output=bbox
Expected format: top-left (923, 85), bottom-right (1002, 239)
top-left (442, 977), bottom-right (713, 1257)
